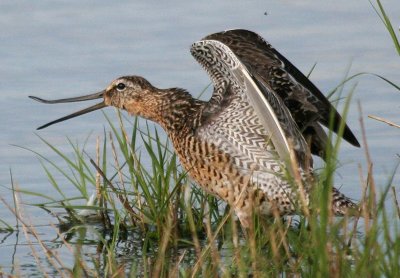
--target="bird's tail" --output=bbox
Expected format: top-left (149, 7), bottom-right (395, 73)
top-left (332, 187), bottom-right (359, 216)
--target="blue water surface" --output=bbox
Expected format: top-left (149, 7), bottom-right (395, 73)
top-left (0, 0), bottom-right (399, 274)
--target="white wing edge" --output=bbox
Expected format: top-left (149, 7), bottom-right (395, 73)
top-left (232, 65), bottom-right (297, 174)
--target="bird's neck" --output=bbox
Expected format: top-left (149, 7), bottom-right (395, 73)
top-left (155, 88), bottom-right (204, 135)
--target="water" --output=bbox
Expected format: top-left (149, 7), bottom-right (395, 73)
top-left (1, 0), bottom-right (399, 274)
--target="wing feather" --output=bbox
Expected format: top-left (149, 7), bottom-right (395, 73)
top-left (204, 29), bottom-right (360, 152)
top-left (191, 39), bottom-right (306, 174)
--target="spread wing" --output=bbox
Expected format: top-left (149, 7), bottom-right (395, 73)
top-left (204, 29), bottom-right (360, 157)
top-left (190, 39), bottom-right (309, 175)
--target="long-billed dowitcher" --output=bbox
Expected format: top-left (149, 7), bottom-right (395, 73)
top-left (30, 29), bottom-right (359, 227)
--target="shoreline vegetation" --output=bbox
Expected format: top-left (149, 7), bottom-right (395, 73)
top-left (2, 72), bottom-right (399, 276)
top-left (1, 1), bottom-right (399, 276)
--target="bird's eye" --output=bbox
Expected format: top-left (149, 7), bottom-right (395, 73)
top-left (116, 83), bottom-right (126, 91)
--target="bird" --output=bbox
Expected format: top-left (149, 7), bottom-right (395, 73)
top-left (30, 29), bottom-right (360, 227)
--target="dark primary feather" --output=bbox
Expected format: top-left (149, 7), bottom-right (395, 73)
top-left (204, 29), bottom-right (360, 158)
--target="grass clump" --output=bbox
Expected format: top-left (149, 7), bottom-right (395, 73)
top-left (4, 95), bottom-right (399, 277)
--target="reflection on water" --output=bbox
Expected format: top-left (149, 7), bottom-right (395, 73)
top-left (0, 0), bottom-right (399, 274)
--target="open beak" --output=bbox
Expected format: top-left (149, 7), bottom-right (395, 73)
top-left (29, 90), bottom-right (106, 130)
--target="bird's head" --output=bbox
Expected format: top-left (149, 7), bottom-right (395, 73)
top-left (30, 75), bottom-right (160, 129)
top-left (104, 76), bottom-right (161, 118)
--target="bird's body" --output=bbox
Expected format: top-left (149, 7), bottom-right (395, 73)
top-left (30, 29), bottom-right (359, 227)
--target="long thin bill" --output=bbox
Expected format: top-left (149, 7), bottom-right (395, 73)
top-left (35, 101), bottom-right (107, 130)
top-left (29, 91), bottom-right (107, 130)
top-left (29, 90), bottom-right (105, 104)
